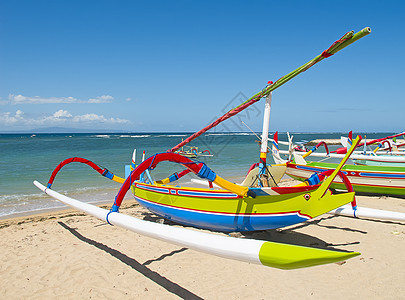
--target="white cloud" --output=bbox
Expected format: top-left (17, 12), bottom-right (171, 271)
top-left (88, 95), bottom-right (114, 103)
top-left (0, 109), bottom-right (130, 127)
top-left (9, 94), bottom-right (79, 104)
top-left (15, 110), bottom-right (24, 118)
top-left (0, 111), bottom-right (22, 124)
top-left (72, 113), bottom-right (129, 124)
top-left (53, 109), bottom-right (73, 118)
top-left (8, 94), bottom-right (114, 104)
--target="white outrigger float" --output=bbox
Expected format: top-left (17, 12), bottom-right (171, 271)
top-left (33, 180), bottom-right (359, 270)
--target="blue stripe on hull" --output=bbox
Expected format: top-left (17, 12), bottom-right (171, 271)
top-left (135, 196), bottom-right (309, 232)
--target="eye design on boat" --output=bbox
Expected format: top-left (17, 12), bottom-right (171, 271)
top-left (304, 194), bottom-right (311, 201)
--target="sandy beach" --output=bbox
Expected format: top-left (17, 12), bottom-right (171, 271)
top-left (1, 185), bottom-right (405, 299)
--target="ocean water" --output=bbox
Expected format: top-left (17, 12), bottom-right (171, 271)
top-left (0, 131), bottom-right (393, 218)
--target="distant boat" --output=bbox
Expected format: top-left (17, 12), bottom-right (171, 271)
top-left (175, 144), bottom-right (213, 158)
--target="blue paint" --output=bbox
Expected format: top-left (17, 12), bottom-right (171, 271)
top-left (197, 163), bottom-right (217, 182)
top-left (359, 172), bottom-right (405, 179)
top-left (125, 165), bottom-right (131, 178)
top-left (135, 196), bottom-right (308, 232)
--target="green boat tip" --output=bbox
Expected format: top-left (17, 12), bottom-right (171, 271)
top-left (258, 241), bottom-right (360, 270)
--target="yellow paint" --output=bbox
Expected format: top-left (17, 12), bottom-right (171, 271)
top-left (213, 175), bottom-right (249, 197)
top-left (155, 177), bottom-right (171, 184)
top-left (302, 150), bottom-right (313, 158)
top-left (316, 136), bottom-right (361, 197)
top-left (112, 175), bottom-right (125, 184)
top-left (293, 181), bottom-right (309, 187)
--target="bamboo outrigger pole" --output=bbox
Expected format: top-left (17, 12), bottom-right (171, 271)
top-left (170, 27), bottom-right (371, 153)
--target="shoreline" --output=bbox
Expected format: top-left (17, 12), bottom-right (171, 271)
top-left (0, 184), bottom-right (134, 221)
top-left (0, 198), bottom-right (140, 229)
top-left (0, 175), bottom-right (248, 221)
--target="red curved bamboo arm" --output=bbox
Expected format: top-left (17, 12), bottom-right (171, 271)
top-left (47, 157), bottom-right (121, 188)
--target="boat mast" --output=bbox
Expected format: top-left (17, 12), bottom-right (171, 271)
top-left (260, 92), bottom-right (272, 166)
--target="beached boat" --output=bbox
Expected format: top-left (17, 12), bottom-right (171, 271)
top-left (34, 27), bottom-right (372, 269)
top-left (130, 151), bottom-right (354, 232)
top-left (272, 133), bottom-right (405, 196)
top-left (285, 161), bottom-right (405, 196)
top-left (272, 131), bottom-right (405, 164)
top-left (342, 133), bottom-right (405, 167)
top-left (271, 134), bottom-right (405, 222)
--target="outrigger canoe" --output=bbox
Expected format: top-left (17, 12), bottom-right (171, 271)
top-left (342, 133), bottom-right (405, 167)
top-left (34, 27), bottom-right (372, 269)
top-left (272, 132), bottom-right (405, 196)
top-left (285, 161), bottom-right (405, 196)
top-left (271, 133), bottom-right (405, 222)
top-left (42, 141), bottom-right (358, 232)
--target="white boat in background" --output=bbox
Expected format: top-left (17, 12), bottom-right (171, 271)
top-left (271, 132), bottom-right (405, 197)
top-left (272, 131), bottom-right (405, 166)
top-left (339, 133), bottom-right (405, 167)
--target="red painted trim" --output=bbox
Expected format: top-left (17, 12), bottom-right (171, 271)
top-left (135, 182), bottom-right (240, 198)
top-left (135, 194), bottom-right (311, 217)
top-left (271, 185), bottom-right (319, 194)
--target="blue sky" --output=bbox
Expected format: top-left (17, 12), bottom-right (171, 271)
top-left (0, 0), bottom-right (404, 133)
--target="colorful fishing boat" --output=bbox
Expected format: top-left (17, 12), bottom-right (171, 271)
top-left (175, 145), bottom-right (213, 158)
top-left (34, 27), bottom-right (373, 269)
top-left (271, 133), bottom-right (405, 222)
top-left (130, 153), bottom-right (353, 232)
top-left (285, 161), bottom-right (405, 196)
top-left (340, 132), bottom-right (405, 167)
top-left (272, 133), bottom-right (405, 196)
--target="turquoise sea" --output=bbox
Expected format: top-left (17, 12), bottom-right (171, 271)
top-left (0, 131), bottom-right (394, 218)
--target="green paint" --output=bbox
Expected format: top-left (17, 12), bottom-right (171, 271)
top-left (258, 241), bottom-right (360, 269)
top-left (134, 182), bottom-right (354, 219)
top-left (287, 160), bottom-right (405, 196)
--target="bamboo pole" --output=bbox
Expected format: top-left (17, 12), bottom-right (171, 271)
top-left (171, 27), bottom-right (371, 152)
top-left (241, 27), bottom-right (371, 106)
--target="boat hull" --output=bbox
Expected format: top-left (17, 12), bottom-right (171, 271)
top-left (286, 162), bottom-right (405, 196)
top-left (133, 182), bottom-right (354, 232)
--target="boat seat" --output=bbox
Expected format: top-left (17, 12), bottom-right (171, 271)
top-left (241, 165), bottom-right (286, 187)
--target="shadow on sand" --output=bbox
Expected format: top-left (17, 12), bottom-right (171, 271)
top-left (58, 221), bottom-right (203, 300)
